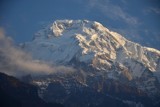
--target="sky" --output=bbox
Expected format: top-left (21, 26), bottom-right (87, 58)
top-left (0, 0), bottom-right (160, 50)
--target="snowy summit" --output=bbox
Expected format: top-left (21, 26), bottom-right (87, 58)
top-left (22, 20), bottom-right (160, 106)
top-left (24, 19), bottom-right (160, 78)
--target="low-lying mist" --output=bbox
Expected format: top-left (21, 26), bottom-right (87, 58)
top-left (0, 28), bottom-right (75, 77)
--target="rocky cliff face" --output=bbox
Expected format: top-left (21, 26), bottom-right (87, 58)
top-left (23, 20), bottom-right (160, 107)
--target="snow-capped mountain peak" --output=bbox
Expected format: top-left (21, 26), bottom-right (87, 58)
top-left (24, 20), bottom-right (160, 79)
top-left (22, 20), bottom-right (160, 106)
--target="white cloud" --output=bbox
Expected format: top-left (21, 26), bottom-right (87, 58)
top-left (144, 7), bottom-right (160, 15)
top-left (87, 0), bottom-right (138, 25)
top-left (0, 28), bottom-right (75, 76)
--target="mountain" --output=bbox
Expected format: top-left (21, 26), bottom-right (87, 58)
top-left (22, 20), bottom-right (160, 107)
top-left (0, 72), bottom-right (63, 107)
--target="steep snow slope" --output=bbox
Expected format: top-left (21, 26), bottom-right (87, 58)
top-left (23, 20), bottom-right (160, 79)
top-left (22, 20), bottom-right (160, 107)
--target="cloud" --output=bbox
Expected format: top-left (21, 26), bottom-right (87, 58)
top-left (87, 0), bottom-right (138, 25)
top-left (0, 28), bottom-right (75, 76)
top-left (144, 7), bottom-right (160, 15)
top-left (120, 0), bottom-right (128, 5)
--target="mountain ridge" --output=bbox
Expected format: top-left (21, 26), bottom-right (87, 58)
top-left (0, 72), bottom-right (63, 107)
top-left (22, 19), bottom-right (160, 107)
top-left (24, 19), bottom-right (160, 78)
